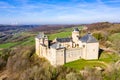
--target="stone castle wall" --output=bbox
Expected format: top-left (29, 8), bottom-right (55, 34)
top-left (86, 43), bottom-right (99, 59)
top-left (35, 38), bottom-right (40, 55)
top-left (56, 49), bottom-right (65, 65)
top-left (35, 39), bottom-right (99, 66)
top-left (54, 48), bottom-right (82, 65)
top-left (65, 48), bottom-right (82, 63)
top-left (47, 48), bottom-right (57, 65)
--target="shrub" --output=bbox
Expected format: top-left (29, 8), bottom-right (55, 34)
top-left (0, 57), bottom-right (6, 70)
top-left (112, 39), bottom-right (120, 54)
top-left (82, 67), bottom-right (103, 80)
top-left (103, 63), bottom-right (120, 80)
top-left (66, 72), bottom-right (83, 80)
top-left (92, 32), bottom-right (108, 41)
top-left (0, 48), bottom-right (11, 61)
top-left (53, 66), bottom-right (78, 80)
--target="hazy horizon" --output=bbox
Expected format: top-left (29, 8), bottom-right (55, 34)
top-left (0, 0), bottom-right (120, 24)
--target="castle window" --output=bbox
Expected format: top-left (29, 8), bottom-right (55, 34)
top-left (76, 44), bottom-right (79, 47)
top-left (59, 44), bottom-right (61, 48)
top-left (83, 45), bottom-right (85, 48)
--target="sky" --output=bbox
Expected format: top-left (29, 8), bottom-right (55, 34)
top-left (0, 0), bottom-right (120, 24)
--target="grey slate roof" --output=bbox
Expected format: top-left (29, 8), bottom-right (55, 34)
top-left (56, 37), bottom-right (72, 42)
top-left (80, 33), bottom-right (98, 43)
top-left (73, 28), bottom-right (79, 31)
top-left (50, 42), bottom-right (64, 49)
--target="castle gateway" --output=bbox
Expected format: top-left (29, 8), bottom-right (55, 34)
top-left (35, 28), bottom-right (99, 66)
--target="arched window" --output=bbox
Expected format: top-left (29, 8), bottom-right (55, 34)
top-left (76, 44), bottom-right (79, 46)
top-left (83, 45), bottom-right (85, 48)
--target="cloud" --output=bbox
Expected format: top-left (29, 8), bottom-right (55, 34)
top-left (0, 1), bottom-right (15, 8)
top-left (104, 0), bottom-right (120, 3)
top-left (0, 0), bottom-right (120, 24)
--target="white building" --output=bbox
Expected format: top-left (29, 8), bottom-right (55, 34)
top-left (35, 28), bottom-right (99, 66)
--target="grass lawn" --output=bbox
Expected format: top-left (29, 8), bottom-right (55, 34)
top-left (64, 52), bottom-right (120, 70)
top-left (109, 33), bottom-right (120, 41)
top-left (48, 26), bottom-right (84, 40)
top-left (48, 31), bottom-right (71, 40)
top-left (0, 42), bottom-right (18, 49)
top-left (20, 36), bottom-right (35, 46)
top-left (0, 51), bottom-right (2, 55)
top-left (0, 36), bottom-right (35, 49)
top-left (64, 59), bottom-right (106, 70)
top-left (99, 52), bottom-right (120, 63)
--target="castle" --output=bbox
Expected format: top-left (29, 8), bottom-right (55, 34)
top-left (35, 28), bottom-right (99, 66)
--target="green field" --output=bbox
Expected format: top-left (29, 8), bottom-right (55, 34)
top-left (99, 52), bottom-right (120, 63)
top-left (48, 26), bottom-right (84, 40)
top-left (0, 36), bottom-right (35, 49)
top-left (48, 31), bottom-right (71, 40)
top-left (64, 52), bottom-right (120, 70)
top-left (20, 36), bottom-right (35, 46)
top-left (0, 42), bottom-right (18, 49)
top-left (109, 33), bottom-right (120, 41)
top-left (64, 59), bottom-right (106, 70)
top-left (0, 26), bottom-right (84, 48)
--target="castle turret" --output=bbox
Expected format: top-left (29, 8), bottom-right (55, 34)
top-left (72, 28), bottom-right (80, 43)
top-left (35, 32), bottom-right (49, 56)
top-left (35, 36), bottom-right (41, 56)
top-left (44, 35), bottom-right (49, 48)
top-left (80, 33), bottom-right (99, 59)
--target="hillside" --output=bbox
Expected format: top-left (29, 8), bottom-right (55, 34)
top-left (0, 22), bottom-right (120, 80)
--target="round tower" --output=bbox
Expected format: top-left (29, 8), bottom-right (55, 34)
top-left (72, 28), bottom-right (80, 43)
top-left (35, 37), bottom-right (40, 56)
top-left (44, 35), bottom-right (49, 47)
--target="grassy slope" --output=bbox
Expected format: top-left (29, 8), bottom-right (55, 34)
top-left (48, 26), bottom-right (83, 40)
top-left (99, 52), bottom-right (120, 63)
top-left (109, 33), bottom-right (120, 41)
top-left (64, 59), bottom-right (106, 70)
top-left (0, 42), bottom-right (18, 48)
top-left (64, 52), bottom-right (120, 70)
top-left (20, 36), bottom-right (35, 46)
top-left (0, 37), bottom-right (35, 49)
top-left (0, 27), bottom-right (81, 54)
top-left (0, 32), bottom-right (35, 49)
top-left (48, 31), bottom-right (71, 40)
